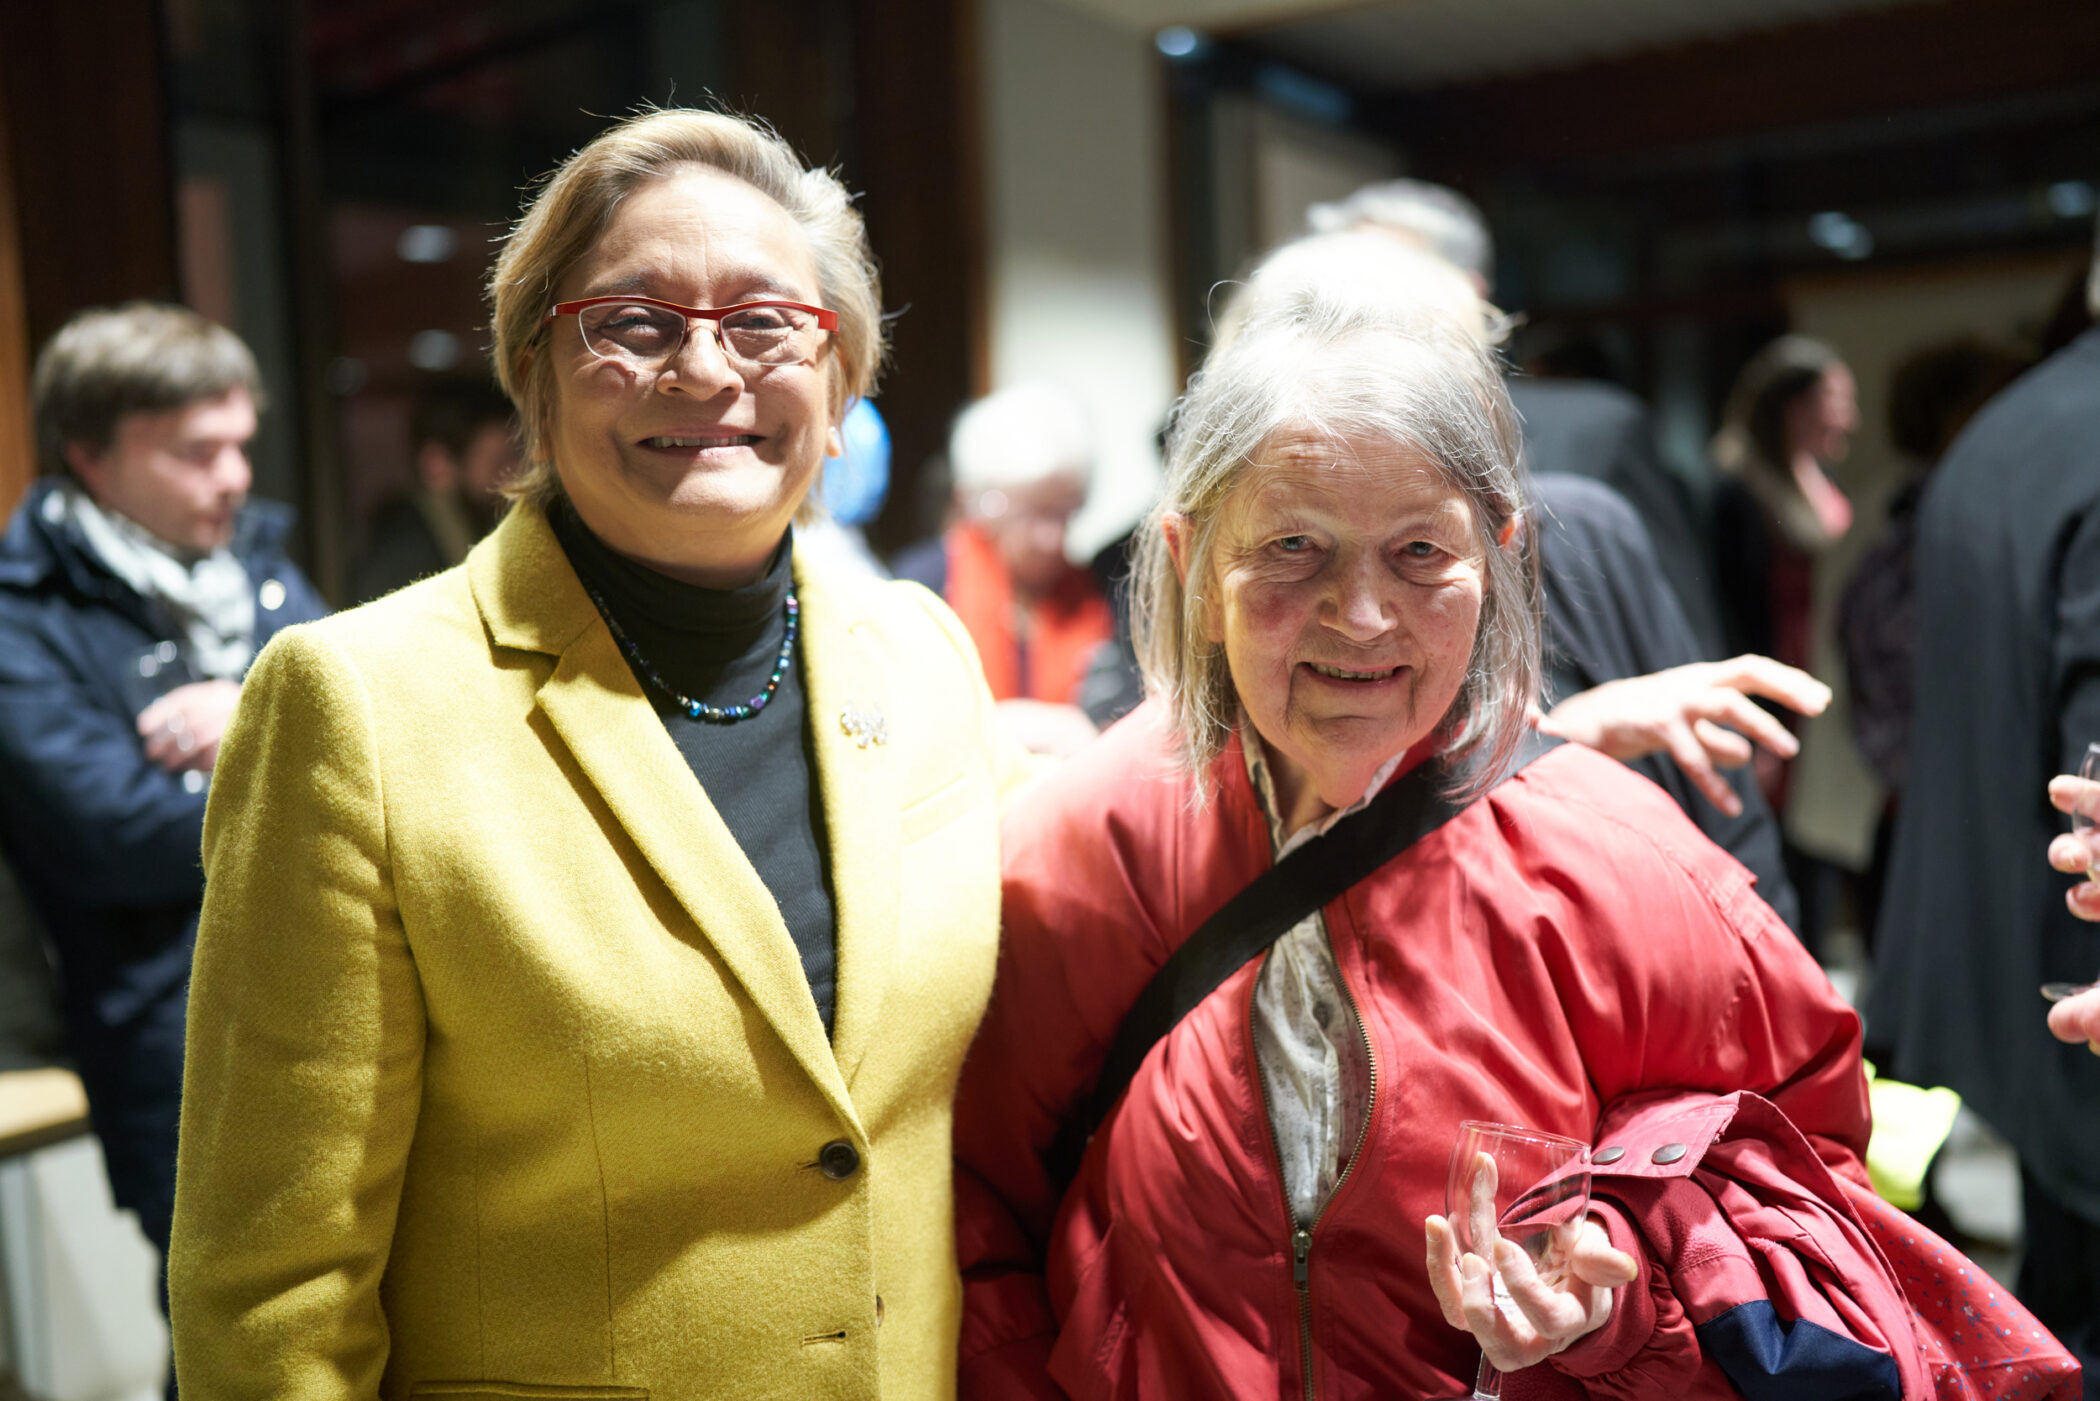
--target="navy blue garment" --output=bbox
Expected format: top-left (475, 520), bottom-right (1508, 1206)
top-left (1535, 472), bottom-right (1800, 935)
top-left (1511, 376), bottom-right (1728, 660)
top-left (1698, 1299), bottom-right (1904, 1401)
top-left (0, 477), bottom-right (328, 1256)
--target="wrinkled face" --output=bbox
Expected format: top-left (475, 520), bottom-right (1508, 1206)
top-left (1194, 426), bottom-right (1485, 825)
top-left (970, 471), bottom-right (1087, 598)
top-left (545, 164), bottom-right (840, 586)
top-left (1786, 362), bottom-right (1858, 465)
top-left (67, 387), bottom-right (256, 556)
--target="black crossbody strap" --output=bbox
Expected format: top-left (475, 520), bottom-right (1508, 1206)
top-left (1046, 730), bottom-right (1560, 1186)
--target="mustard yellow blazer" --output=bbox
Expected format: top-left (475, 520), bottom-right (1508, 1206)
top-left (171, 504), bottom-right (1021, 1399)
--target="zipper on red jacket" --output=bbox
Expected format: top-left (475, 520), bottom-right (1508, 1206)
top-left (1248, 939), bottom-right (1381, 1401)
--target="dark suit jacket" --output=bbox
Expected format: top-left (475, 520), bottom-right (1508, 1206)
top-left (1511, 377), bottom-right (1727, 659)
top-left (1866, 326), bottom-right (2100, 1219)
top-left (350, 491), bottom-right (457, 605)
top-left (1536, 473), bottom-right (1798, 933)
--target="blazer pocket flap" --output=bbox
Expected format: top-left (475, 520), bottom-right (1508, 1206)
top-left (410, 1386), bottom-right (649, 1400)
top-left (898, 771), bottom-right (983, 843)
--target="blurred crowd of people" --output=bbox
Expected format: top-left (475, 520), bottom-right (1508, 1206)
top-left (0, 104), bottom-right (2097, 1400)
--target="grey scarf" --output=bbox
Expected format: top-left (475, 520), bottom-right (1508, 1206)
top-left (55, 484), bottom-right (257, 680)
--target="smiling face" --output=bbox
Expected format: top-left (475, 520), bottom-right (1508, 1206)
top-left (544, 164), bottom-right (841, 586)
top-left (1183, 425), bottom-right (1485, 831)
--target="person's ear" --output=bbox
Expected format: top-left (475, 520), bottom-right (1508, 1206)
top-left (63, 440), bottom-right (111, 498)
top-left (1163, 510), bottom-right (1194, 583)
top-left (1163, 511), bottom-right (1225, 645)
top-left (825, 423), bottom-right (846, 459)
top-left (1496, 511), bottom-right (1523, 552)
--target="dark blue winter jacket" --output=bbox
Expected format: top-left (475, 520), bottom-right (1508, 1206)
top-left (0, 476), bottom-right (326, 1232)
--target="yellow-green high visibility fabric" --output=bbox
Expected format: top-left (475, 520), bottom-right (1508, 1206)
top-left (1864, 1060), bottom-right (1963, 1211)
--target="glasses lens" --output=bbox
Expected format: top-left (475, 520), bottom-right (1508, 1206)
top-left (579, 303), bottom-right (684, 362)
top-left (720, 305), bottom-right (820, 364)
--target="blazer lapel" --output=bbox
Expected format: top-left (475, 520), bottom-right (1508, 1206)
top-left (795, 553), bottom-right (903, 1093)
top-left (471, 507), bottom-right (856, 1125)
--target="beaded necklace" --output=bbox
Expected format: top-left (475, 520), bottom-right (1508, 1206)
top-left (580, 577), bottom-right (799, 724)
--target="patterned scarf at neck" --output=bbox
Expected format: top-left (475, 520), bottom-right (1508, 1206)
top-left (59, 484), bottom-right (257, 679)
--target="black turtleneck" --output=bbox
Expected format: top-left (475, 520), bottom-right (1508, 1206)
top-left (551, 501), bottom-right (838, 1036)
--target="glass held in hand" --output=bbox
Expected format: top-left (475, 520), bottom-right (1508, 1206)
top-left (1439, 1120), bottom-right (1592, 1401)
top-left (2041, 742), bottom-right (2100, 1003)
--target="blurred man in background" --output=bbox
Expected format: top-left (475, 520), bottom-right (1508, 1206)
top-left (1310, 179), bottom-right (1727, 658)
top-left (1298, 186), bottom-right (1814, 928)
top-left (0, 303), bottom-right (327, 1279)
top-left (349, 376), bottom-right (518, 604)
top-left (1867, 220), bottom-right (2100, 1389)
top-left (894, 382), bottom-right (1110, 755)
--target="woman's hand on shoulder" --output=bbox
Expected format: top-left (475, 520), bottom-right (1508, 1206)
top-left (1424, 1213), bottom-right (1638, 1373)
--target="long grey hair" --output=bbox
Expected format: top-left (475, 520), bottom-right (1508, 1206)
top-left (1131, 291), bottom-right (1540, 800)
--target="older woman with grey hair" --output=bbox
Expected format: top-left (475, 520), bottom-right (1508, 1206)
top-left (949, 292), bottom-right (1893, 1399)
top-left (171, 107), bottom-right (1021, 1397)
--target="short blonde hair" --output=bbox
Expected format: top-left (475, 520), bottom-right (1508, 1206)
top-left (487, 108), bottom-right (885, 508)
top-left (1133, 293), bottom-right (1538, 799)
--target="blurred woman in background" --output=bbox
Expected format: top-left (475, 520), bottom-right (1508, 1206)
top-left (1709, 334), bottom-right (1859, 952)
top-left (1708, 335), bottom-right (1858, 766)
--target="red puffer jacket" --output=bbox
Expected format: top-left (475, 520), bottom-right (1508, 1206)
top-left (953, 702), bottom-right (2067, 1399)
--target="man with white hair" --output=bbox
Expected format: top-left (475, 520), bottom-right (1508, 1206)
top-left (1869, 217), bottom-right (2100, 1384)
top-left (894, 383), bottom-right (1112, 754)
top-left (1306, 177), bottom-right (1496, 290)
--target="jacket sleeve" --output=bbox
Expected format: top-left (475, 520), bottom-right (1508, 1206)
top-left (169, 626), bottom-right (424, 1399)
top-left (1547, 1091), bottom-right (1926, 1401)
top-left (1534, 795), bottom-right (1875, 1398)
top-left (0, 625), bottom-right (211, 909)
top-left (1535, 475), bottom-right (1798, 932)
top-left (952, 767), bottom-right (1177, 1399)
top-left (2053, 498), bottom-right (2100, 778)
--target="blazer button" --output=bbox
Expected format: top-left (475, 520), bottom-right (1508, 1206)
top-left (1592, 1146), bottom-right (1625, 1165)
top-left (818, 1139), bottom-right (861, 1180)
top-left (1651, 1142), bottom-right (1688, 1165)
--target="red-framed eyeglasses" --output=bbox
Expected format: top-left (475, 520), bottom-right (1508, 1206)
top-left (544, 295), bottom-right (839, 370)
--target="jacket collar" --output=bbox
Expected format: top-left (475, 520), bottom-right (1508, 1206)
top-left (1, 477), bottom-right (296, 596)
top-left (469, 501), bottom-right (901, 1118)
top-left (465, 497), bottom-right (601, 656)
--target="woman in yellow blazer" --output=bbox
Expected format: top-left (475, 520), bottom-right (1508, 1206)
top-left (170, 109), bottom-right (1020, 1399)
